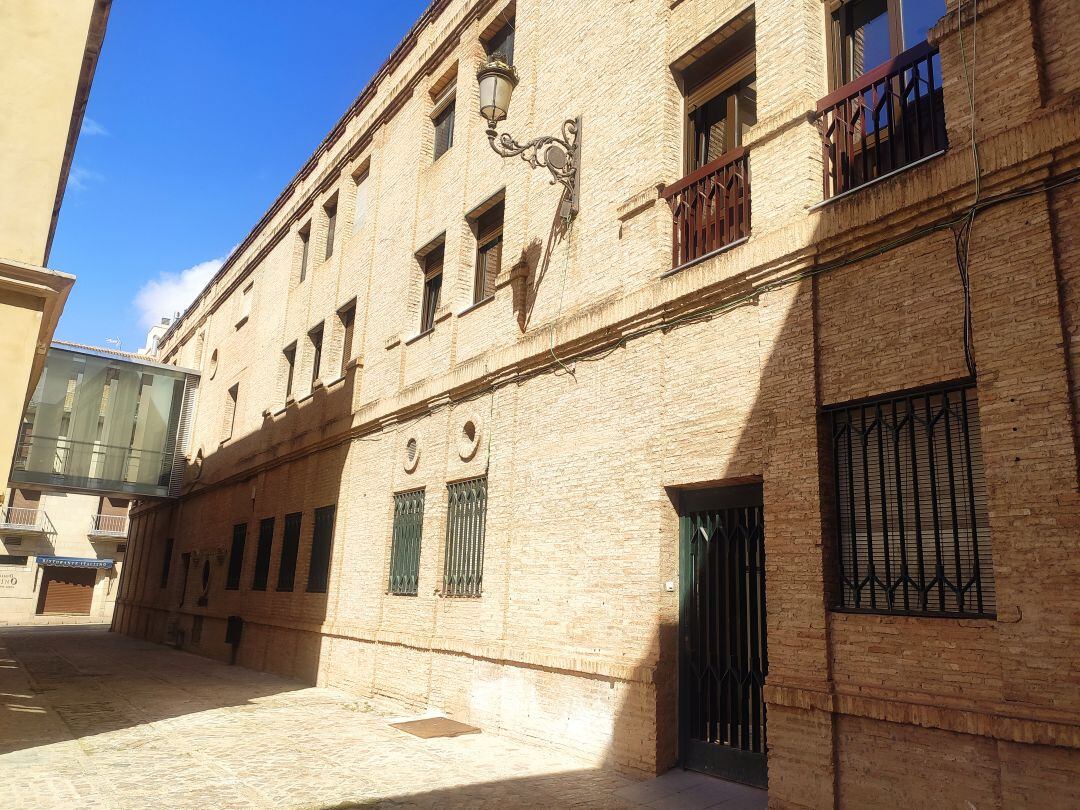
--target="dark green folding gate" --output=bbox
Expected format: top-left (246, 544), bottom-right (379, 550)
top-left (679, 484), bottom-right (768, 787)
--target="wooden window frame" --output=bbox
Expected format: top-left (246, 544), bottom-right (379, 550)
top-left (471, 200), bottom-right (504, 305)
top-left (682, 49), bottom-right (756, 175)
top-left (825, 0), bottom-right (915, 90)
top-left (432, 89), bottom-right (456, 161)
top-left (419, 242), bottom-right (444, 333)
top-left (484, 19), bottom-right (516, 64)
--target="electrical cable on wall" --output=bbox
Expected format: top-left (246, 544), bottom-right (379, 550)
top-left (954, 0), bottom-right (980, 379)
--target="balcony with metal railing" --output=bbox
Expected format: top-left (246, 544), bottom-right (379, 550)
top-left (661, 147), bottom-right (751, 272)
top-left (0, 507), bottom-right (55, 535)
top-left (88, 513), bottom-right (129, 538)
top-left (815, 41), bottom-right (947, 202)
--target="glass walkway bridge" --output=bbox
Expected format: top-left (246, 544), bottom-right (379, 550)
top-left (10, 343), bottom-right (199, 499)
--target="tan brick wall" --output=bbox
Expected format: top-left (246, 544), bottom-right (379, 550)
top-left (114, 0), bottom-right (1080, 803)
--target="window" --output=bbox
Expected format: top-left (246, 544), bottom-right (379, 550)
top-left (420, 244), bottom-right (444, 333)
top-left (298, 224), bottom-right (311, 283)
top-left (388, 490), bottom-right (424, 595)
top-left (237, 282), bottom-right (253, 327)
top-left (443, 477), bottom-right (488, 597)
top-left (338, 302), bottom-right (356, 376)
top-left (309, 323), bottom-right (324, 385)
top-left (324, 196), bottom-right (338, 260)
top-left (432, 92), bottom-right (456, 160)
top-left (223, 383), bottom-right (238, 441)
top-left (179, 552), bottom-right (190, 605)
top-left (252, 517), bottom-right (274, 591)
top-left (828, 383), bottom-right (994, 617)
top-left (827, 0), bottom-right (944, 87)
top-left (160, 537), bottom-right (174, 588)
top-left (283, 343), bottom-right (297, 401)
top-left (226, 523), bottom-right (246, 590)
top-left (472, 201), bottom-right (504, 304)
top-left (485, 19), bottom-right (515, 63)
top-left (306, 504), bottom-right (335, 593)
top-left (0, 555), bottom-right (28, 567)
top-left (353, 170), bottom-right (368, 231)
top-left (276, 512), bottom-right (302, 592)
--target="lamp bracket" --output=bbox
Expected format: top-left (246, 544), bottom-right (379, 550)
top-left (486, 117), bottom-right (580, 219)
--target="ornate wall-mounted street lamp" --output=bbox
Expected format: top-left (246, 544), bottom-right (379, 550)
top-left (477, 55), bottom-right (580, 220)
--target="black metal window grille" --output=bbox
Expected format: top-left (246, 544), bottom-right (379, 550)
top-left (252, 517), bottom-right (274, 591)
top-left (828, 382), bottom-right (994, 617)
top-left (306, 504), bottom-right (335, 593)
top-left (225, 523), bottom-right (246, 590)
top-left (276, 512), bottom-right (302, 592)
top-left (389, 490), bottom-right (424, 595)
top-left (443, 477), bottom-right (488, 598)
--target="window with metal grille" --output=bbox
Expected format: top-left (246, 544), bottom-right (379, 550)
top-left (828, 382), bottom-right (994, 617)
top-left (225, 523), bottom-right (246, 590)
top-left (276, 512), bottom-right (302, 592)
top-left (388, 490), bottom-right (424, 595)
top-left (443, 477), bottom-right (487, 598)
top-left (252, 517), bottom-right (274, 591)
top-left (306, 504), bottom-right (335, 593)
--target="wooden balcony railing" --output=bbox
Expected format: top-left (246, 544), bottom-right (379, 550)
top-left (661, 147), bottom-right (750, 270)
top-left (816, 41), bottom-right (947, 200)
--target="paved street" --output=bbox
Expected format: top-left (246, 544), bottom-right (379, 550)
top-left (0, 626), bottom-right (766, 809)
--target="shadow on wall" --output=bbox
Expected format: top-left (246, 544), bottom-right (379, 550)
top-left (113, 362), bottom-right (359, 686)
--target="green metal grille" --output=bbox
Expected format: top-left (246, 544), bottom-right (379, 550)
top-left (443, 477), bottom-right (487, 598)
top-left (389, 490), bottom-right (424, 595)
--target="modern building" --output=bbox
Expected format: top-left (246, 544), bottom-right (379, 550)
top-left (113, 0), bottom-right (1080, 805)
top-left (0, 0), bottom-right (111, 507)
top-left (1, 338), bottom-right (198, 624)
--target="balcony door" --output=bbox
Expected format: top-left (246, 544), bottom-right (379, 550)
top-left (684, 49), bottom-right (756, 173)
top-left (828, 0), bottom-right (944, 87)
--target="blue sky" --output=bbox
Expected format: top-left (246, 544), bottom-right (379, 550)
top-left (51, 0), bottom-right (431, 352)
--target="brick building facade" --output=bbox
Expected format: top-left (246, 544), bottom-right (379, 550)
top-left (113, 0), bottom-right (1080, 805)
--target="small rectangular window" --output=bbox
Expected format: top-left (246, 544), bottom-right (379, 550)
top-left (0, 555), bottom-right (29, 567)
top-left (306, 504), bottom-right (335, 593)
top-left (353, 170), bottom-right (368, 231)
top-left (298, 225), bottom-right (311, 283)
top-left (443, 477), bottom-right (488, 597)
top-left (389, 490), bottom-right (424, 595)
top-left (276, 512), bottom-right (302, 592)
top-left (473, 201), bottom-right (504, 304)
top-left (420, 245), bottom-right (444, 333)
top-left (339, 302), bottom-right (356, 376)
top-left (252, 517), bottom-right (274, 591)
top-left (432, 95), bottom-right (456, 160)
top-left (223, 384), bottom-right (238, 440)
top-left (160, 537), bottom-right (174, 588)
top-left (226, 523), bottom-right (246, 590)
top-left (283, 343), bottom-right (297, 401)
top-left (485, 20), bottom-right (515, 64)
top-left (828, 383), bottom-right (994, 617)
top-left (309, 323), bottom-right (324, 385)
top-left (324, 196), bottom-right (338, 260)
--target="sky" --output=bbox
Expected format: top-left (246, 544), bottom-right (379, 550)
top-left (51, 0), bottom-right (431, 353)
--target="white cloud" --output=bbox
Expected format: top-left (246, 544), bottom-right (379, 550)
top-left (133, 255), bottom-right (227, 330)
top-left (80, 116), bottom-right (108, 137)
top-left (68, 165), bottom-right (104, 191)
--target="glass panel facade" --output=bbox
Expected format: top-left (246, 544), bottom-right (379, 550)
top-left (11, 346), bottom-right (196, 499)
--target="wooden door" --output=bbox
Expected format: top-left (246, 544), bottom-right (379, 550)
top-left (37, 567), bottom-right (96, 615)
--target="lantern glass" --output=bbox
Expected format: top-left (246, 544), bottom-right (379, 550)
top-left (477, 60), bottom-right (517, 124)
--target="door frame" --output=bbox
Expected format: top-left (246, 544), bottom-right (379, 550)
top-left (678, 483), bottom-right (768, 787)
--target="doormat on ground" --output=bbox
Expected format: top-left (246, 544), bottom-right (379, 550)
top-left (389, 716), bottom-right (481, 739)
